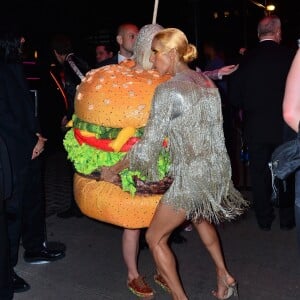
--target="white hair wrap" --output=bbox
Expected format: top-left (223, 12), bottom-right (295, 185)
top-left (133, 24), bottom-right (163, 70)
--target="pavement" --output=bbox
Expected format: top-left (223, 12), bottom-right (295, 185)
top-left (13, 146), bottom-right (300, 300)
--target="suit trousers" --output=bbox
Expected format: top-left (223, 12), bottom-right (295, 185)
top-left (6, 157), bottom-right (46, 267)
top-left (248, 143), bottom-right (295, 227)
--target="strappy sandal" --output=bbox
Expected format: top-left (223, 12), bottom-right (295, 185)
top-left (212, 275), bottom-right (238, 299)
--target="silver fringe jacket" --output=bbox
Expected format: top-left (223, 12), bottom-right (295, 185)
top-left (128, 69), bottom-right (248, 223)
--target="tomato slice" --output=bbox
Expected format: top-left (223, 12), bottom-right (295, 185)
top-left (74, 129), bottom-right (168, 152)
top-left (74, 128), bottom-right (139, 152)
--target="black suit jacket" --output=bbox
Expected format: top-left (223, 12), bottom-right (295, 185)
top-left (0, 62), bottom-right (40, 173)
top-left (229, 40), bottom-right (296, 144)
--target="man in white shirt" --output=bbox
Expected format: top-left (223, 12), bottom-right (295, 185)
top-left (97, 23), bottom-right (139, 67)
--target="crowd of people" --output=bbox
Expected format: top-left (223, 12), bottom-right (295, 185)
top-left (1, 13), bottom-right (300, 300)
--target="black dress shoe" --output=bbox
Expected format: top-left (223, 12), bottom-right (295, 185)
top-left (57, 207), bottom-right (83, 218)
top-left (12, 271), bottom-right (30, 293)
top-left (24, 247), bottom-right (65, 264)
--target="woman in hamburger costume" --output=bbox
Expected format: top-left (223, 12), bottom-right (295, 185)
top-left (100, 28), bottom-right (249, 299)
top-left (64, 24), bottom-right (172, 297)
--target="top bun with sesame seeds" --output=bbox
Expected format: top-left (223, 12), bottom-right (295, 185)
top-left (75, 60), bottom-right (170, 128)
top-left (63, 59), bottom-right (170, 180)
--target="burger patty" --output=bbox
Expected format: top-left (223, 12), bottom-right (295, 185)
top-left (78, 170), bottom-right (173, 196)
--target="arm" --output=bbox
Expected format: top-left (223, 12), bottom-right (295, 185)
top-left (283, 49), bottom-right (300, 132)
top-left (100, 83), bottom-right (175, 183)
top-left (199, 64), bottom-right (238, 80)
top-left (127, 83), bottom-right (173, 182)
top-left (100, 157), bottom-right (129, 183)
top-left (100, 83), bottom-right (172, 183)
top-left (200, 68), bottom-right (219, 80)
top-left (217, 64), bottom-right (239, 78)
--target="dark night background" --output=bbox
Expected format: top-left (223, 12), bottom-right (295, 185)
top-left (2, 0), bottom-right (300, 66)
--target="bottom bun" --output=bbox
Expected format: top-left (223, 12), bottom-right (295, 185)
top-left (74, 173), bottom-right (162, 229)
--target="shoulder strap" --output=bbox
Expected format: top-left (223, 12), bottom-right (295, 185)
top-left (66, 55), bottom-right (85, 81)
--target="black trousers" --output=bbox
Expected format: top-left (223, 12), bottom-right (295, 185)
top-left (6, 158), bottom-right (46, 267)
top-left (248, 143), bottom-right (295, 227)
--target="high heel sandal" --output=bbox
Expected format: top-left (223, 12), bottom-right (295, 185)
top-left (212, 276), bottom-right (238, 299)
top-left (153, 274), bottom-right (171, 293)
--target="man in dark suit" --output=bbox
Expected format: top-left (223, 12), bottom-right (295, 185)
top-left (97, 23), bottom-right (139, 67)
top-left (0, 31), bottom-right (65, 293)
top-left (229, 15), bottom-right (296, 231)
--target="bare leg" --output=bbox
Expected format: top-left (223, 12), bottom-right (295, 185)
top-left (122, 228), bottom-right (140, 281)
top-left (146, 203), bottom-right (188, 300)
top-left (193, 220), bottom-right (236, 299)
top-left (123, 229), bottom-right (154, 297)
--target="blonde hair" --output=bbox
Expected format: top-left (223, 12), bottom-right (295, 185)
top-left (153, 28), bottom-right (197, 63)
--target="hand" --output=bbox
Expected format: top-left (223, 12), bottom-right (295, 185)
top-left (239, 47), bottom-right (247, 55)
top-left (218, 64), bottom-right (239, 76)
top-left (32, 133), bottom-right (47, 159)
top-left (100, 166), bottom-right (120, 184)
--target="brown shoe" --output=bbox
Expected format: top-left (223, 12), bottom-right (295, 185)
top-left (127, 276), bottom-right (154, 298)
top-left (154, 274), bottom-right (171, 293)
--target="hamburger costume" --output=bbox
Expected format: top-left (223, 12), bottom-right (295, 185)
top-left (64, 60), bottom-right (171, 228)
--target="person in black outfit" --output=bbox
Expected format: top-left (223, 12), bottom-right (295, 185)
top-left (94, 42), bottom-right (115, 68)
top-left (229, 15), bottom-right (296, 231)
top-left (0, 31), bottom-right (65, 294)
top-left (51, 33), bottom-right (91, 218)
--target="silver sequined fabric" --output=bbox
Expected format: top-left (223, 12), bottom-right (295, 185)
top-left (128, 69), bottom-right (248, 223)
top-left (133, 24), bottom-right (164, 70)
